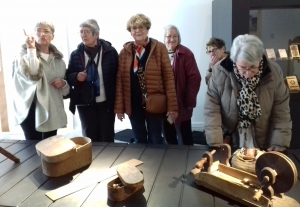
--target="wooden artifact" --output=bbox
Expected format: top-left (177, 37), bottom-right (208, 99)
top-left (46, 159), bottom-right (143, 201)
top-left (191, 144), bottom-right (299, 207)
top-left (107, 164), bottom-right (144, 202)
top-left (0, 146), bottom-right (20, 163)
top-left (35, 135), bottom-right (92, 177)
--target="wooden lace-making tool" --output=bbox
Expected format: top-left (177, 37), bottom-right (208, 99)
top-left (190, 144), bottom-right (299, 207)
top-left (0, 146), bottom-right (20, 163)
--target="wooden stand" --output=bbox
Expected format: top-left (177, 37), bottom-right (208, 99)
top-left (0, 146), bottom-right (20, 163)
top-left (35, 136), bottom-right (92, 177)
top-left (191, 144), bottom-right (299, 207)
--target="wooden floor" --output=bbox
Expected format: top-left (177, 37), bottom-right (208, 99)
top-left (0, 140), bottom-right (300, 207)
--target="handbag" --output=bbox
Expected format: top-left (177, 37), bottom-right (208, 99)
top-left (146, 93), bottom-right (167, 114)
top-left (136, 65), bottom-right (167, 114)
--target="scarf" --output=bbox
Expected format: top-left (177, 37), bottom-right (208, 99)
top-left (84, 45), bottom-right (101, 97)
top-left (234, 60), bottom-right (263, 128)
top-left (133, 39), bottom-right (148, 72)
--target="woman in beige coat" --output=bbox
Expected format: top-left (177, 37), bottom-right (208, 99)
top-left (204, 34), bottom-right (291, 151)
top-left (115, 14), bottom-right (178, 144)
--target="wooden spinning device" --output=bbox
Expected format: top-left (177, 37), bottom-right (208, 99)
top-left (190, 144), bottom-right (299, 207)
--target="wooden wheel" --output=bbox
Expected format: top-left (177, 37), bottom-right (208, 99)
top-left (255, 151), bottom-right (298, 193)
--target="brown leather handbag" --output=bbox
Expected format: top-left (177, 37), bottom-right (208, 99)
top-left (136, 66), bottom-right (167, 114)
top-left (146, 93), bottom-right (167, 114)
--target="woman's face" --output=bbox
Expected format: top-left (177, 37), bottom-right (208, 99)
top-left (235, 60), bottom-right (260, 79)
top-left (80, 27), bottom-right (99, 47)
top-left (164, 28), bottom-right (179, 52)
top-left (206, 45), bottom-right (226, 60)
top-left (35, 25), bottom-right (54, 46)
top-left (130, 24), bottom-right (149, 44)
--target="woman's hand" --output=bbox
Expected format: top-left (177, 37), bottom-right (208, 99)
top-left (51, 78), bottom-right (66, 89)
top-left (77, 70), bottom-right (87, 82)
top-left (209, 55), bottom-right (219, 68)
top-left (267, 146), bottom-right (285, 152)
top-left (24, 31), bottom-right (36, 49)
top-left (166, 111), bottom-right (178, 123)
top-left (117, 113), bottom-right (125, 122)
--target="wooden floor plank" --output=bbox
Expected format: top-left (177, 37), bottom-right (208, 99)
top-left (0, 143), bottom-right (37, 177)
top-left (42, 145), bottom-right (127, 207)
top-left (0, 154), bottom-right (41, 196)
top-left (181, 147), bottom-right (215, 207)
top-left (146, 147), bottom-right (187, 207)
top-left (19, 145), bottom-right (105, 207)
top-left (82, 144), bottom-right (147, 207)
top-left (0, 166), bottom-right (49, 207)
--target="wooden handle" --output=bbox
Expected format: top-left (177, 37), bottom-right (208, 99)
top-left (0, 146), bottom-right (20, 163)
top-left (195, 150), bottom-right (216, 169)
top-left (253, 189), bottom-right (263, 201)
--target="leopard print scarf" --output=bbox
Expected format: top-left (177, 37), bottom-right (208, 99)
top-left (234, 60), bottom-right (263, 128)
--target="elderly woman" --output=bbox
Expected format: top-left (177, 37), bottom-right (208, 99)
top-left (204, 34), bottom-right (291, 152)
top-left (115, 14), bottom-right (178, 144)
top-left (66, 19), bottom-right (118, 142)
top-left (205, 37), bottom-right (228, 85)
top-left (162, 25), bottom-right (201, 145)
top-left (12, 21), bottom-right (69, 140)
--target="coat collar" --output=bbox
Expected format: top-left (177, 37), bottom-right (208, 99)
top-left (21, 43), bottom-right (63, 58)
top-left (123, 37), bottom-right (158, 53)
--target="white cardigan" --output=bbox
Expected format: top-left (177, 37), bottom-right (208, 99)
top-left (12, 44), bottom-right (70, 132)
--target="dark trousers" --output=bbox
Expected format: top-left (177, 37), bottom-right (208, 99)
top-left (20, 102), bottom-right (57, 140)
top-left (163, 118), bottom-right (193, 145)
top-left (77, 101), bottom-right (115, 142)
top-left (129, 105), bottom-right (164, 144)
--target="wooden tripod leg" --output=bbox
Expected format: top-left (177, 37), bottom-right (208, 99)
top-left (0, 146), bottom-right (20, 163)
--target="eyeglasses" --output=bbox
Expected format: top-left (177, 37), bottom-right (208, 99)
top-left (234, 64), bottom-right (260, 74)
top-left (36, 30), bottom-right (52, 36)
top-left (131, 26), bottom-right (146, 32)
top-left (206, 48), bottom-right (219, 54)
top-left (166, 35), bottom-right (178, 40)
top-left (79, 30), bottom-right (92, 36)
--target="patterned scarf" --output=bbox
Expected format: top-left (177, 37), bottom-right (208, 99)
top-left (133, 39), bottom-right (148, 72)
top-left (85, 46), bottom-right (101, 97)
top-left (234, 60), bottom-right (263, 128)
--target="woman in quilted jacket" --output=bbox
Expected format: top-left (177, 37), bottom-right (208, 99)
top-left (115, 14), bottom-right (178, 144)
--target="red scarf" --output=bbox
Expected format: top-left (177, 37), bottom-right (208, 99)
top-left (133, 40), bottom-right (148, 72)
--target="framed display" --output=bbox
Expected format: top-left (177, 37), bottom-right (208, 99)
top-left (278, 49), bottom-right (288, 59)
top-left (286, 76), bottom-right (300, 92)
top-left (266, 49), bottom-right (276, 59)
top-left (289, 45), bottom-right (300, 59)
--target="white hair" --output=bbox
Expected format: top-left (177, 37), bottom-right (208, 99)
top-left (230, 34), bottom-right (265, 64)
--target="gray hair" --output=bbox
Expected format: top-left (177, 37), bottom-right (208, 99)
top-left (80, 19), bottom-right (100, 35)
top-left (163, 24), bottom-right (181, 44)
top-left (230, 34), bottom-right (265, 64)
top-left (34, 21), bottom-right (55, 34)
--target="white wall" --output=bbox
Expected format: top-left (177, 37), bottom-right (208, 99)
top-left (0, 0), bottom-right (213, 132)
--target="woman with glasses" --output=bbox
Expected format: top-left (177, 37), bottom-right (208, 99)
top-left (115, 14), bottom-right (178, 144)
top-left (204, 34), bottom-right (291, 152)
top-left (162, 24), bottom-right (201, 145)
top-left (66, 19), bottom-right (118, 142)
top-left (12, 21), bottom-right (70, 140)
top-left (205, 37), bottom-right (228, 84)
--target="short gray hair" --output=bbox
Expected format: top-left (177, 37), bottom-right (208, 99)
top-left (163, 24), bottom-right (181, 44)
top-left (230, 34), bottom-right (265, 64)
top-left (80, 19), bottom-right (100, 35)
top-left (34, 21), bottom-right (55, 34)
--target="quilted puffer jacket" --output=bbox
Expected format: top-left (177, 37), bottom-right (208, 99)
top-left (115, 38), bottom-right (178, 116)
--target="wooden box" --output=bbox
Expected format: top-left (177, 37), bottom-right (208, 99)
top-left (107, 164), bottom-right (144, 202)
top-left (35, 136), bottom-right (92, 177)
